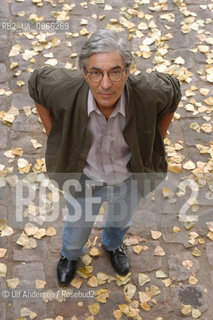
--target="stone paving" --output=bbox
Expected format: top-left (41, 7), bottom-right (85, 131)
top-left (0, 0), bottom-right (213, 319)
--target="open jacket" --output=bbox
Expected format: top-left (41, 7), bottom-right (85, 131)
top-left (28, 66), bottom-right (181, 195)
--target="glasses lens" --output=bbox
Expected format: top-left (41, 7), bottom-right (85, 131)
top-left (88, 70), bottom-right (124, 82)
top-left (109, 71), bottom-right (123, 81)
top-left (89, 72), bottom-right (102, 82)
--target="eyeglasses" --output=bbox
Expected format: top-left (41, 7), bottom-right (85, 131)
top-left (84, 68), bottom-right (127, 82)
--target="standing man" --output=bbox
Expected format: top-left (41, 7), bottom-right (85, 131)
top-left (28, 29), bottom-right (181, 286)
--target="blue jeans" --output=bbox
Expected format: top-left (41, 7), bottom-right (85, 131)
top-left (61, 175), bottom-right (141, 261)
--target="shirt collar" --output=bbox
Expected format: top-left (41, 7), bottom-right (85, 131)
top-left (87, 89), bottom-right (126, 118)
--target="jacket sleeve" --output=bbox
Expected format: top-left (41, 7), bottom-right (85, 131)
top-left (155, 72), bottom-right (182, 119)
top-left (28, 66), bottom-right (57, 111)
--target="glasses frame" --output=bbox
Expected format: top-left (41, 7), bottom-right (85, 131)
top-left (84, 67), bottom-right (128, 83)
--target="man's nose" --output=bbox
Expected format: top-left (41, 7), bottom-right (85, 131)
top-left (100, 72), bottom-right (112, 89)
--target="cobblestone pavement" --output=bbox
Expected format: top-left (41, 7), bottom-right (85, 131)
top-left (0, 0), bottom-right (213, 319)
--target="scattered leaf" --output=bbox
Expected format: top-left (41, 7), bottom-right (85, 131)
top-left (133, 245), bottom-right (143, 255)
top-left (124, 284), bottom-right (136, 300)
top-left (138, 273), bottom-right (150, 287)
top-left (87, 276), bottom-right (98, 287)
top-left (82, 254), bottom-right (93, 265)
top-left (6, 278), bottom-right (19, 289)
top-left (151, 230), bottom-right (162, 239)
top-left (71, 277), bottom-right (83, 289)
top-left (88, 302), bottom-right (100, 315)
top-left (154, 245), bottom-right (165, 256)
top-left (35, 279), bottom-right (46, 289)
top-left (192, 308), bottom-right (201, 318)
top-left (89, 247), bottom-right (100, 257)
top-left (181, 304), bottom-right (192, 315)
top-left (46, 227), bottom-right (56, 236)
top-left (0, 263), bottom-right (7, 277)
top-left (0, 248), bottom-right (7, 257)
top-left (156, 270), bottom-right (167, 279)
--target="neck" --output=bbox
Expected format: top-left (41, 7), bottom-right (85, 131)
top-left (97, 104), bottom-right (116, 120)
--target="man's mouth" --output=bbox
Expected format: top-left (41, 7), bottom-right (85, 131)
top-left (99, 92), bottom-right (113, 97)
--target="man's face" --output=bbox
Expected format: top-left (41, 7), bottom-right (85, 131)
top-left (83, 51), bottom-right (129, 111)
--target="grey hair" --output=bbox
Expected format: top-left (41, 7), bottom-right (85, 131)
top-left (79, 29), bottom-right (133, 70)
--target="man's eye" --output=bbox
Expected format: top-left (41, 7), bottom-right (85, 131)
top-left (91, 71), bottom-right (101, 76)
top-left (111, 70), bottom-right (121, 75)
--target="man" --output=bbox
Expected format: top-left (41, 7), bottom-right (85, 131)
top-left (28, 29), bottom-right (181, 286)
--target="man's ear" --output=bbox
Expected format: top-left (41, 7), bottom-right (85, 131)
top-left (82, 68), bottom-right (88, 82)
top-left (125, 69), bottom-right (130, 80)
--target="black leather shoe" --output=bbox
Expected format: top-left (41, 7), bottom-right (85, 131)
top-left (57, 255), bottom-right (77, 286)
top-left (108, 245), bottom-right (129, 276)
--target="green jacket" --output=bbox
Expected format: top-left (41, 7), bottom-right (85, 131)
top-left (28, 66), bottom-right (181, 194)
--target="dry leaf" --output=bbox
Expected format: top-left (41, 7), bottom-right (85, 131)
top-left (189, 276), bottom-right (198, 285)
top-left (18, 158), bottom-right (31, 173)
top-left (87, 276), bottom-right (98, 287)
top-left (119, 304), bottom-right (129, 314)
top-left (116, 273), bottom-right (131, 286)
top-left (124, 234), bottom-right (145, 246)
top-left (95, 289), bottom-right (109, 303)
top-left (192, 308), bottom-right (201, 318)
top-left (9, 44), bottom-right (22, 57)
top-left (46, 227), bottom-right (56, 236)
top-left (162, 187), bottom-right (174, 198)
top-left (183, 160), bottom-right (196, 170)
top-left (10, 62), bottom-right (19, 69)
top-left (0, 263), bottom-right (7, 277)
top-left (156, 270), bottom-right (167, 279)
top-left (151, 230), bottom-right (162, 239)
top-left (0, 248), bottom-right (7, 257)
top-left (138, 291), bottom-right (151, 303)
top-left (33, 228), bottom-right (46, 239)
top-left (154, 245), bottom-right (165, 256)
top-left (31, 139), bottom-right (42, 149)
top-left (1, 226), bottom-right (14, 237)
top-left (45, 59), bottom-right (58, 66)
top-left (124, 284), bottom-right (136, 300)
top-left (141, 301), bottom-right (151, 311)
top-left (16, 80), bottom-right (25, 87)
top-left (173, 226), bottom-right (181, 233)
top-left (80, 28), bottom-right (89, 36)
top-left (204, 97), bottom-right (213, 105)
top-left (77, 266), bottom-right (93, 279)
top-left (35, 279), bottom-right (46, 289)
top-left (71, 277), bottom-right (83, 288)
top-left (113, 309), bottom-right (122, 319)
top-left (192, 247), bottom-right (202, 257)
top-left (200, 123), bottom-right (212, 134)
top-left (174, 56), bottom-right (185, 64)
top-left (82, 254), bottom-right (93, 265)
top-left (181, 304), bottom-right (192, 315)
top-left (162, 278), bottom-right (172, 287)
top-left (200, 88), bottom-right (209, 96)
top-left (138, 273), bottom-right (150, 287)
top-left (133, 245), bottom-right (143, 254)
top-left (12, 147), bottom-right (23, 156)
top-left (6, 278), bottom-right (19, 289)
top-left (89, 247), bottom-right (100, 257)
top-left (168, 163), bottom-right (182, 173)
top-left (20, 307), bottom-right (37, 319)
top-left (97, 272), bottom-right (115, 285)
top-left (88, 302), bottom-right (100, 315)
top-left (24, 223), bottom-right (39, 236)
top-left (182, 260), bottom-right (193, 270)
top-left (80, 18), bottom-right (88, 25)
top-left (207, 232), bottom-right (213, 240)
top-left (16, 232), bottom-right (37, 249)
